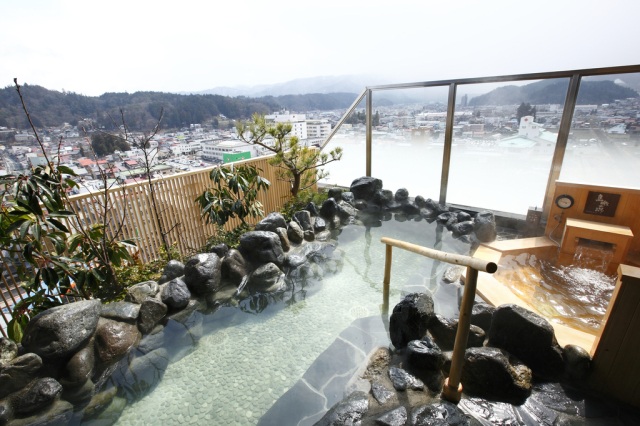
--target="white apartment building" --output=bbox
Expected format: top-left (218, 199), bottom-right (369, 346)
top-left (201, 139), bottom-right (258, 162)
top-left (306, 119), bottom-right (331, 139)
top-left (170, 140), bottom-right (202, 156)
top-left (265, 111), bottom-right (307, 140)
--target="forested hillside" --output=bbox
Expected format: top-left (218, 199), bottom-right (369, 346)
top-left (0, 84), bottom-right (359, 130)
top-left (469, 80), bottom-right (637, 106)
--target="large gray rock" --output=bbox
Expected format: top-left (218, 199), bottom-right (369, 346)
top-left (137, 298), bottom-right (168, 334)
top-left (59, 339), bottom-right (94, 388)
top-left (389, 293), bottom-right (435, 349)
top-left (287, 221), bottom-right (304, 244)
top-left (451, 220), bottom-right (475, 236)
top-left (221, 249), bottom-right (249, 286)
top-left (100, 301), bottom-right (141, 323)
top-left (563, 344), bottom-right (591, 381)
top-left (327, 187), bottom-right (343, 201)
top-left (411, 401), bottom-right (470, 425)
top-left (376, 406), bottom-right (407, 426)
top-left (373, 189), bottom-right (394, 206)
top-left (293, 210), bottom-right (312, 231)
top-left (21, 299), bottom-right (101, 360)
top-left (388, 366), bottom-right (424, 391)
top-left (0, 353), bottom-right (42, 399)
top-left (126, 281), bottom-right (159, 304)
top-left (341, 192), bottom-right (355, 204)
top-left (319, 198), bottom-right (339, 219)
top-left (239, 231), bottom-right (285, 267)
top-left (95, 318), bottom-right (140, 366)
top-left (159, 259), bottom-right (185, 284)
top-left (350, 176), bottom-right (383, 201)
top-left (61, 377), bottom-right (94, 405)
top-left (9, 377), bottom-right (63, 416)
top-left (461, 346), bottom-right (532, 404)
top-left (315, 391), bottom-right (369, 426)
top-left (336, 202), bottom-right (358, 221)
top-left (395, 188), bottom-right (409, 202)
top-left (428, 314), bottom-right (485, 351)
top-left (183, 253), bottom-right (222, 296)
top-left (274, 227), bottom-right (291, 252)
top-left (371, 382), bottom-right (394, 405)
top-left (305, 201), bottom-right (320, 216)
top-left (0, 338), bottom-right (17, 365)
top-left (406, 336), bottom-right (444, 371)
top-left (474, 210), bottom-right (497, 242)
top-left (255, 212), bottom-right (287, 232)
top-left (161, 278), bottom-right (191, 310)
top-left (470, 302), bottom-right (495, 333)
top-left (246, 263), bottom-right (285, 293)
top-left (488, 304), bottom-right (565, 380)
top-left (313, 217), bottom-right (327, 233)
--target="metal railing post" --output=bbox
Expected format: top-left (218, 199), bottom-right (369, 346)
top-left (440, 83), bottom-right (457, 205)
top-left (366, 88), bottom-right (373, 177)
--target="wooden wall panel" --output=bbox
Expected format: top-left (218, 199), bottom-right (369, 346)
top-left (545, 181), bottom-right (640, 262)
top-left (590, 265), bottom-right (640, 408)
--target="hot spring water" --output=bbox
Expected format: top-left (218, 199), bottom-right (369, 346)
top-left (494, 244), bottom-right (617, 335)
top-left (113, 219), bottom-right (470, 425)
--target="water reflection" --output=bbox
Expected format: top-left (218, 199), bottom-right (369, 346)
top-left (495, 251), bottom-right (616, 334)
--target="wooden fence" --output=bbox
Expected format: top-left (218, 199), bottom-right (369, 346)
top-left (0, 154), bottom-right (298, 337)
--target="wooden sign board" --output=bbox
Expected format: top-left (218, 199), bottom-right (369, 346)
top-left (583, 191), bottom-right (621, 217)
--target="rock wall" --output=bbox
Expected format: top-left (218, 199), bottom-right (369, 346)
top-left (0, 176), bottom-right (499, 425)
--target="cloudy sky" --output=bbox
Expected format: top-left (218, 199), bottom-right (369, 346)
top-left (2, 0), bottom-right (640, 96)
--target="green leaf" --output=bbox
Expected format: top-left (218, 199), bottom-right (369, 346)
top-left (8, 317), bottom-right (25, 343)
top-left (58, 165), bottom-right (77, 176)
top-left (19, 220), bottom-right (31, 240)
top-left (42, 267), bottom-right (59, 288)
top-left (91, 268), bottom-right (105, 281)
top-left (33, 223), bottom-right (41, 242)
top-left (6, 218), bottom-right (28, 234)
top-left (46, 217), bottom-right (70, 232)
top-left (48, 210), bottom-right (75, 218)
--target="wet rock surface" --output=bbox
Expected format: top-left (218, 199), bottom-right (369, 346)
top-left (461, 346), bottom-right (532, 404)
top-left (159, 259), bottom-right (185, 284)
top-left (389, 293), bottom-right (435, 349)
top-left (239, 230), bottom-right (285, 267)
top-left (184, 253), bottom-right (222, 296)
top-left (315, 390), bottom-right (369, 426)
top-left (488, 304), bottom-right (565, 380)
top-left (21, 299), bottom-right (102, 360)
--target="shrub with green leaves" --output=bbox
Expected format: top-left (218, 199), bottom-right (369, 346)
top-left (236, 114), bottom-right (342, 198)
top-left (195, 164), bottom-right (270, 228)
top-left (1, 164), bottom-right (135, 341)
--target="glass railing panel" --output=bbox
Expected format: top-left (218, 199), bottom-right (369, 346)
top-left (447, 78), bottom-right (568, 214)
top-left (321, 104), bottom-right (367, 188)
top-left (369, 87), bottom-right (448, 200)
top-left (559, 73), bottom-right (640, 189)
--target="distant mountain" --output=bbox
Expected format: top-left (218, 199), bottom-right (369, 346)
top-left (193, 75), bottom-right (388, 97)
top-left (0, 84), bottom-right (361, 131)
top-left (468, 79), bottom-right (638, 106)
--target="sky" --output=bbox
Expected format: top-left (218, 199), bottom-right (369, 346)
top-left (2, 0), bottom-right (640, 96)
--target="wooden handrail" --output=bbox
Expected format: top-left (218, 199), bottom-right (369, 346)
top-left (381, 236), bottom-right (497, 404)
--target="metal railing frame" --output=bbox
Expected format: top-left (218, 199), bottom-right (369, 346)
top-left (321, 64), bottom-right (640, 219)
top-left (381, 237), bottom-right (498, 404)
